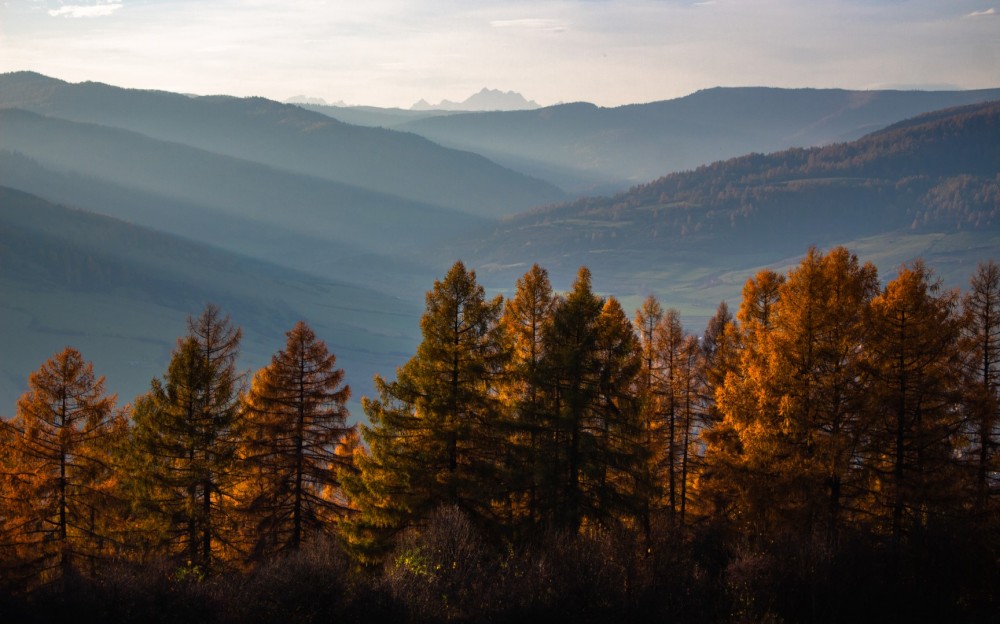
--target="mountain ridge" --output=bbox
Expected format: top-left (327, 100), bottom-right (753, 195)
top-left (393, 86), bottom-right (1000, 193)
top-left (0, 71), bottom-right (565, 217)
top-left (434, 99), bottom-right (1000, 314)
top-left (411, 87), bottom-right (541, 111)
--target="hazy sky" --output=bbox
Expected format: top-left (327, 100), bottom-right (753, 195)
top-left (1, 0), bottom-right (998, 108)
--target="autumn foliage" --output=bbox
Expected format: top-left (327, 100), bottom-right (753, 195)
top-left (2, 248), bottom-right (999, 622)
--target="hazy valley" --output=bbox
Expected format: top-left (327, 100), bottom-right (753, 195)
top-left (1, 70), bottom-right (998, 417)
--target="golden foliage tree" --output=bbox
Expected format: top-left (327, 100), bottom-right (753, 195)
top-left (864, 261), bottom-right (964, 548)
top-left (0, 347), bottom-right (121, 589)
top-left (705, 248), bottom-right (880, 544)
top-left (239, 321), bottom-right (354, 561)
top-left (500, 263), bottom-right (558, 532)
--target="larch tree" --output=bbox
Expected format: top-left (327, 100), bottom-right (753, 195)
top-left (655, 307), bottom-right (686, 523)
top-left (0, 347), bottom-right (121, 589)
top-left (500, 263), bottom-right (557, 533)
top-left (864, 261), bottom-right (964, 551)
top-left (706, 249), bottom-right (879, 544)
top-left (765, 246), bottom-right (879, 545)
top-left (124, 304), bottom-right (244, 571)
top-left (590, 296), bottom-right (646, 528)
top-left (676, 334), bottom-right (702, 528)
top-left (701, 269), bottom-right (785, 529)
top-left (960, 260), bottom-right (1000, 517)
top-left (536, 268), bottom-right (645, 531)
top-left (238, 321), bottom-right (354, 562)
top-left (345, 261), bottom-right (506, 560)
top-left (633, 295), bottom-right (664, 535)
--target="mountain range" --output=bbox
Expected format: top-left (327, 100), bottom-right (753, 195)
top-left (314, 87), bottom-right (1000, 195)
top-left (0, 70), bottom-right (997, 418)
top-left (440, 101), bottom-right (1000, 318)
top-left (411, 88), bottom-right (541, 111)
top-left (0, 72), bottom-right (564, 219)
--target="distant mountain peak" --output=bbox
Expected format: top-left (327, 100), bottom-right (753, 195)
top-left (285, 94), bottom-right (348, 107)
top-left (411, 88), bottom-right (540, 112)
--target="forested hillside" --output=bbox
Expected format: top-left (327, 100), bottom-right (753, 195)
top-left (1, 249), bottom-right (998, 623)
top-left (452, 100), bottom-right (1000, 312)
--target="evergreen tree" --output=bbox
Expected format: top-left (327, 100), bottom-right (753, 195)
top-left (0, 347), bottom-right (121, 589)
top-left (239, 321), bottom-right (354, 561)
top-left (591, 296), bottom-right (646, 527)
top-left (125, 304), bottom-right (244, 570)
top-left (345, 261), bottom-right (506, 559)
top-left (537, 268), bottom-right (645, 531)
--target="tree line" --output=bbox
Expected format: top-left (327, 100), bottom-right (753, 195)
top-left (1, 246), bottom-right (998, 622)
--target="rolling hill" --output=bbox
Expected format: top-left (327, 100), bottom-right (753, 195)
top-left (434, 101), bottom-right (1000, 322)
top-left (0, 186), bottom-right (421, 418)
top-left (0, 109), bottom-right (487, 259)
top-left (0, 71), bottom-right (565, 218)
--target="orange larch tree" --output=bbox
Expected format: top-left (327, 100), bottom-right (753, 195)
top-left (239, 320), bottom-right (354, 561)
top-left (0, 347), bottom-right (121, 590)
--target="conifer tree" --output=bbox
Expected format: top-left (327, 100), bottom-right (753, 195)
top-left (707, 249), bottom-right (879, 542)
top-left (345, 261), bottom-right (506, 559)
top-left (656, 308), bottom-right (686, 521)
top-left (864, 261), bottom-right (964, 549)
top-left (125, 304), bottom-right (244, 570)
top-left (536, 268), bottom-right (645, 531)
top-left (961, 260), bottom-right (1000, 516)
top-left (591, 296), bottom-right (646, 527)
top-left (239, 321), bottom-right (354, 561)
top-left (634, 301), bottom-right (694, 527)
top-left (0, 347), bottom-right (121, 589)
top-left (500, 264), bottom-right (557, 532)
top-left (634, 295), bottom-right (664, 534)
top-left (676, 334), bottom-right (702, 527)
top-left (701, 269), bottom-right (784, 527)
top-left (768, 247), bottom-right (878, 543)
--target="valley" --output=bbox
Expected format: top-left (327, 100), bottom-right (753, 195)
top-left (1, 71), bottom-right (998, 420)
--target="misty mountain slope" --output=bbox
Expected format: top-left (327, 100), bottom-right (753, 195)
top-left (0, 150), bottom-right (362, 265)
top-left (0, 71), bottom-right (566, 217)
top-left (300, 104), bottom-right (461, 128)
top-left (437, 100), bottom-right (1000, 318)
top-left (0, 186), bottom-right (421, 418)
top-left (394, 87), bottom-right (1000, 193)
top-left (0, 109), bottom-right (490, 257)
top-left (0, 149), bottom-right (449, 299)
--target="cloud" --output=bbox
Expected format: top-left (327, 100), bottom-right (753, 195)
top-left (490, 18), bottom-right (568, 32)
top-left (965, 8), bottom-right (996, 18)
top-left (48, 2), bottom-right (123, 18)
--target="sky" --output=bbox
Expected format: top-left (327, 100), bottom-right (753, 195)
top-left (1, 0), bottom-right (998, 108)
